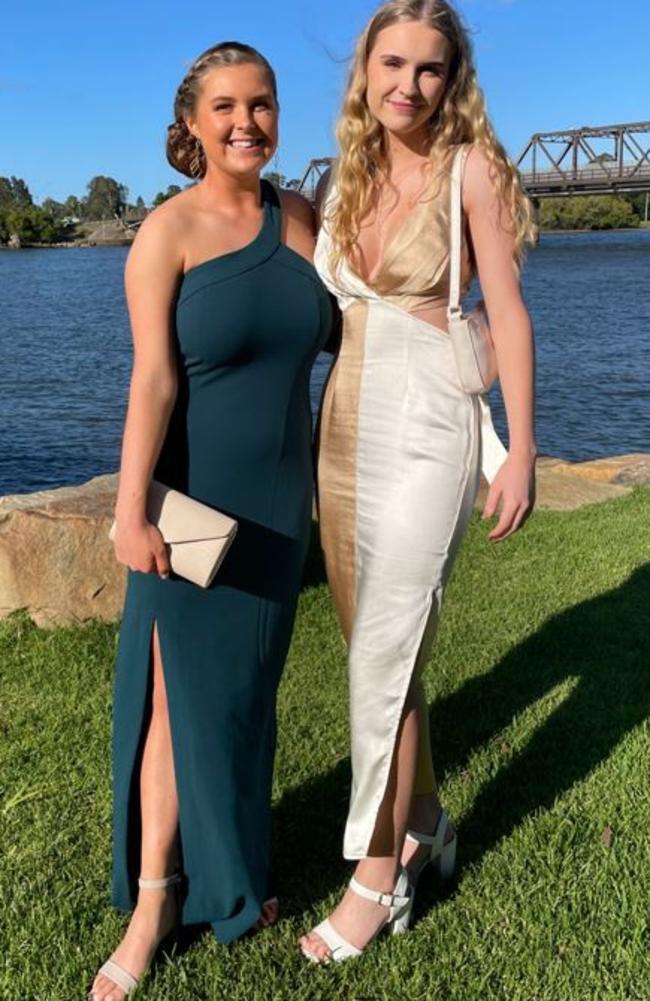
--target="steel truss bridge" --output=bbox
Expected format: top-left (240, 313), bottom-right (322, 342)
top-left (298, 121), bottom-right (650, 201)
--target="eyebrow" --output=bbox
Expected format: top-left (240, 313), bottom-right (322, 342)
top-left (210, 93), bottom-right (273, 102)
top-left (379, 53), bottom-right (446, 70)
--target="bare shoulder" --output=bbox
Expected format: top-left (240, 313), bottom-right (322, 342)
top-left (278, 188), bottom-right (316, 231)
top-left (126, 188), bottom-right (194, 276)
top-left (132, 187), bottom-right (193, 243)
top-left (463, 145), bottom-right (505, 211)
top-left (276, 188), bottom-right (316, 261)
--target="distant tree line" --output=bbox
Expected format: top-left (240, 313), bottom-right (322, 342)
top-left (4, 167), bottom-right (644, 246)
top-left (538, 194), bottom-right (646, 230)
top-left (0, 170), bottom-right (303, 246)
top-left (0, 175), bottom-right (135, 246)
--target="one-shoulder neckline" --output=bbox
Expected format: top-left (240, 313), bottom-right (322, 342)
top-left (181, 179), bottom-right (275, 281)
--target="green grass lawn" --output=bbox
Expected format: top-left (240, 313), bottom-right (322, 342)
top-left (1, 490), bottom-right (649, 1001)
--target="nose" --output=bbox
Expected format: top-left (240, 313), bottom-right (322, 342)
top-left (233, 104), bottom-right (256, 130)
top-left (397, 67), bottom-right (419, 99)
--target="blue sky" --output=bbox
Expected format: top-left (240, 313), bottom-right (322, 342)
top-left (2, 0), bottom-right (649, 204)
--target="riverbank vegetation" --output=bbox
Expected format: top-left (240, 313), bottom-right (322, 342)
top-left (1, 489), bottom-right (649, 1000)
top-left (0, 171), bottom-right (302, 246)
top-left (538, 194), bottom-right (643, 230)
top-left (1, 169), bottom-right (648, 247)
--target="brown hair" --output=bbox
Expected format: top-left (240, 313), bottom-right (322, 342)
top-left (166, 41), bottom-right (278, 179)
top-left (328, 0), bottom-right (536, 269)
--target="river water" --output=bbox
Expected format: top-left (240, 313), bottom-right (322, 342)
top-left (0, 230), bottom-right (648, 497)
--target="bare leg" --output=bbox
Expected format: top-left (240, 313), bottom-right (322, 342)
top-left (400, 680), bottom-right (454, 880)
top-left (91, 625), bottom-right (179, 1001)
top-left (300, 682), bottom-right (420, 959)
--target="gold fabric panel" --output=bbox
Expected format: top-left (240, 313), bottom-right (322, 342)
top-left (371, 169), bottom-right (473, 318)
top-left (317, 301), bottom-right (368, 644)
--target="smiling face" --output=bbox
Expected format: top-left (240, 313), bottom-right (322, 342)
top-left (186, 63), bottom-right (278, 179)
top-left (365, 20), bottom-right (451, 146)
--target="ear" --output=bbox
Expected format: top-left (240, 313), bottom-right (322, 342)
top-left (184, 117), bottom-right (198, 140)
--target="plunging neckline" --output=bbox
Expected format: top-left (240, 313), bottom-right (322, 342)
top-left (352, 181), bottom-right (433, 287)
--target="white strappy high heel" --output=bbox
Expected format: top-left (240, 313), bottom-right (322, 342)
top-left (405, 808), bottom-right (458, 890)
top-left (91, 873), bottom-right (182, 999)
top-left (300, 866), bottom-right (413, 964)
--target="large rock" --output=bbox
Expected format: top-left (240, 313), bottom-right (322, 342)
top-left (1, 454), bottom-right (648, 627)
top-left (476, 455), bottom-right (640, 512)
top-left (0, 474), bottom-right (124, 627)
top-left (552, 453), bottom-right (650, 486)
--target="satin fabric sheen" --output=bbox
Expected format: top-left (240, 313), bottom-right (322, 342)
top-left (315, 162), bottom-right (498, 858)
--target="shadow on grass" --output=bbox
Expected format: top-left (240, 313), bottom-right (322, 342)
top-left (430, 561), bottom-right (650, 862)
top-left (272, 562), bottom-right (650, 919)
top-left (270, 761), bottom-right (353, 918)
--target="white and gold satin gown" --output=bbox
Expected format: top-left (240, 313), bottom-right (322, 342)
top-left (314, 159), bottom-right (505, 860)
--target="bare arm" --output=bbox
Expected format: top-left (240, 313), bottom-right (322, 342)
top-left (113, 206), bottom-right (184, 574)
top-left (278, 188), bottom-right (317, 260)
top-left (464, 147), bottom-right (536, 540)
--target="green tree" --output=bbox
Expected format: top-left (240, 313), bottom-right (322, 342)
top-left (0, 204), bottom-right (70, 245)
top-left (0, 176), bottom-right (33, 207)
top-left (151, 184), bottom-right (182, 207)
top-left (83, 176), bottom-right (128, 219)
top-left (0, 178), bottom-right (14, 206)
top-left (538, 195), bottom-right (639, 231)
top-left (42, 197), bottom-right (66, 220)
top-left (63, 194), bottom-right (82, 218)
top-left (625, 192), bottom-right (650, 222)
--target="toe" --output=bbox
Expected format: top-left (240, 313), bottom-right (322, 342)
top-left (300, 931), bottom-right (331, 963)
top-left (90, 975), bottom-right (125, 1001)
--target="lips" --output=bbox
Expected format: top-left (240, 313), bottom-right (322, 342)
top-left (388, 100), bottom-right (421, 113)
top-left (228, 138), bottom-right (264, 150)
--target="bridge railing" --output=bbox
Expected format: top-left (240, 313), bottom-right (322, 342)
top-left (521, 164), bottom-right (650, 184)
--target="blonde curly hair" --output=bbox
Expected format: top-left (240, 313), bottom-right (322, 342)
top-left (328, 0), bottom-right (536, 270)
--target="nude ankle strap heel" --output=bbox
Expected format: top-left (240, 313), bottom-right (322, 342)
top-left (138, 873), bottom-right (182, 891)
top-left (91, 873), bottom-right (182, 999)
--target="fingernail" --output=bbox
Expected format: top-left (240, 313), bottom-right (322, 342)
top-left (160, 572), bottom-right (170, 580)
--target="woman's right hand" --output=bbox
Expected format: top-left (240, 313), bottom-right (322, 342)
top-left (113, 519), bottom-right (172, 578)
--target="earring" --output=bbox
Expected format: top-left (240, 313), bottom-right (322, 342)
top-left (189, 137), bottom-right (203, 179)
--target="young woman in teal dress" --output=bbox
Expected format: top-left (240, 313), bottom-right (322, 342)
top-left (90, 43), bottom-right (332, 1001)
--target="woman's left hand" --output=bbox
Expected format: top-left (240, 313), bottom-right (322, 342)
top-left (482, 452), bottom-right (536, 542)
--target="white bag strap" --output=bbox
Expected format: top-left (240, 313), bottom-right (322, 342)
top-left (448, 144), bottom-right (469, 318)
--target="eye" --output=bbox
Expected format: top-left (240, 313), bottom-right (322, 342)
top-left (384, 58), bottom-right (401, 68)
top-left (213, 103), bottom-right (233, 112)
top-left (253, 100), bottom-right (271, 110)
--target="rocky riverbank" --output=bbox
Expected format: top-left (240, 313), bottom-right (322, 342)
top-left (1, 219), bottom-right (136, 250)
top-left (1, 455), bottom-right (649, 627)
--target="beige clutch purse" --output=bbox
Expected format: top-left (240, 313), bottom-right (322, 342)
top-left (109, 480), bottom-right (238, 588)
top-left (447, 145), bottom-right (498, 395)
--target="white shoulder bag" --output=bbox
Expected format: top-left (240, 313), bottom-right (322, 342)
top-left (447, 145), bottom-right (498, 395)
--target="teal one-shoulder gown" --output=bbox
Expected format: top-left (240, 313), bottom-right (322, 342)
top-left (111, 181), bottom-right (331, 943)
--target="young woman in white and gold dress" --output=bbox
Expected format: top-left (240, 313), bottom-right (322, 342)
top-left (300, 0), bottom-right (537, 962)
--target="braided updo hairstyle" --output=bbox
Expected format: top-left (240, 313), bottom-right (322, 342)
top-left (166, 41), bottom-right (279, 180)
